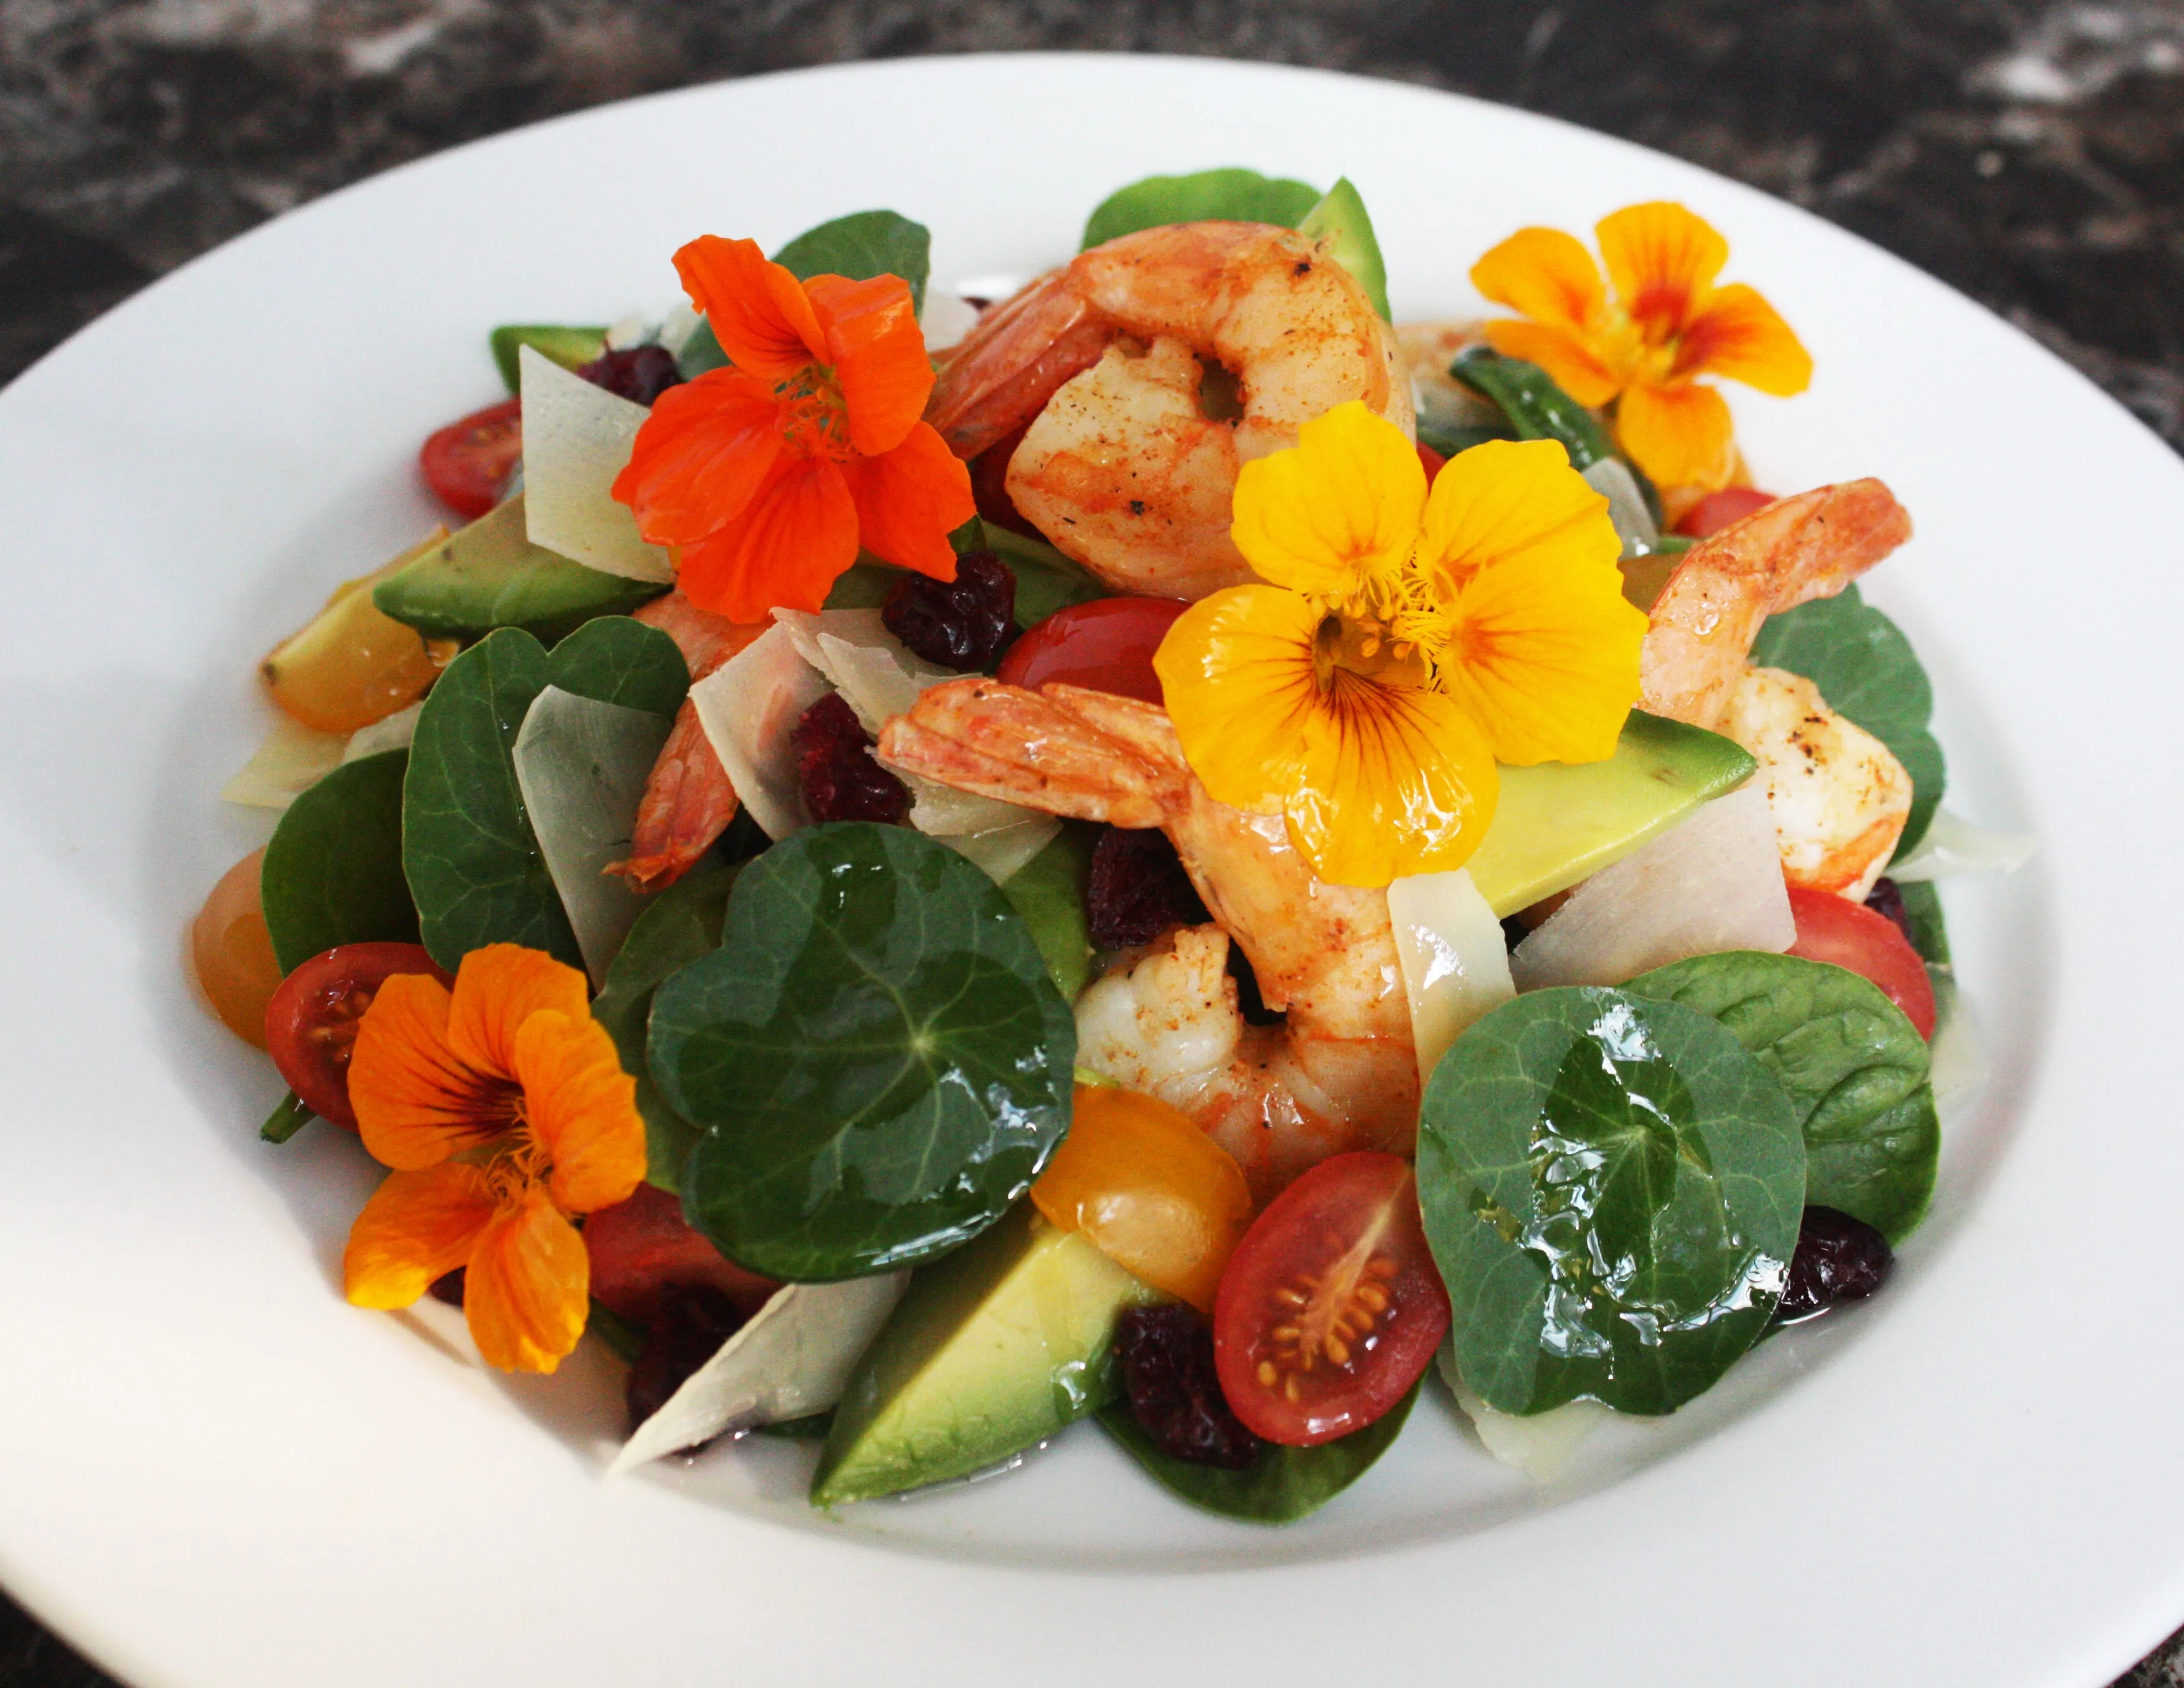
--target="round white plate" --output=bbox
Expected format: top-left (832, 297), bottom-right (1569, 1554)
top-left (0, 52), bottom-right (2173, 1688)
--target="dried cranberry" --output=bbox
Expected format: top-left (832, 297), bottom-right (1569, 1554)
top-left (624, 1281), bottom-right (746, 1438)
top-left (883, 551), bottom-right (1017, 671)
top-left (427, 1268), bottom-right (465, 1307)
top-left (1774, 1206), bottom-right (1894, 1325)
top-left (1115, 1303), bottom-right (1262, 1470)
top-left (791, 692), bottom-right (910, 825)
top-left (1087, 827), bottom-right (1208, 949)
top-left (1864, 877), bottom-right (1917, 949)
top-left (575, 344), bottom-right (684, 407)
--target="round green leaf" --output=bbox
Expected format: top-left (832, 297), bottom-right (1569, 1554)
top-left (650, 823), bottom-right (1075, 1281)
top-left (1417, 987), bottom-right (1805, 1418)
top-left (261, 749), bottom-right (417, 974)
top-left (1624, 950), bottom-right (1939, 1242)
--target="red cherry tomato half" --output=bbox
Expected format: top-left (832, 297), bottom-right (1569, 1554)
top-left (1674, 486), bottom-right (1777, 538)
top-left (420, 397), bottom-right (522, 521)
top-left (583, 1182), bottom-right (780, 1331)
top-left (1416, 441), bottom-right (1447, 484)
top-left (263, 942), bottom-right (450, 1128)
top-left (1786, 884), bottom-right (1937, 1040)
top-left (1213, 1150), bottom-right (1450, 1447)
top-left (995, 596), bottom-right (1189, 705)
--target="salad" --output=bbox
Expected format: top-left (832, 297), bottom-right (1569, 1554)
top-left (189, 167), bottom-right (2023, 1521)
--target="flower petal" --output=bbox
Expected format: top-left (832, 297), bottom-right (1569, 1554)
top-left (842, 421), bottom-right (976, 580)
top-left (612, 370), bottom-right (784, 548)
top-left (673, 456), bottom-right (861, 621)
top-left (512, 1009), bottom-right (647, 1215)
top-left (673, 235), bottom-right (826, 381)
top-left (463, 1185), bottom-right (590, 1374)
top-left (343, 1162), bottom-right (496, 1310)
top-left (445, 943), bottom-right (590, 1080)
top-left (1417, 437), bottom-right (1615, 595)
top-left (1438, 542), bottom-right (1646, 766)
top-left (1597, 202), bottom-right (1729, 347)
top-left (806, 273), bottom-right (934, 457)
top-left (1230, 401), bottom-right (1425, 598)
top-left (1155, 585), bottom-right (1323, 817)
top-left (1283, 667), bottom-right (1499, 887)
top-left (1615, 381), bottom-right (1738, 491)
top-left (1675, 283), bottom-right (1813, 395)
top-left (350, 972), bottom-right (518, 1170)
top-left (1476, 320), bottom-right (1624, 408)
top-left (1470, 226), bottom-right (1607, 337)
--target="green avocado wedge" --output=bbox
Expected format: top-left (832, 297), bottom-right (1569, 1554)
top-left (488, 324), bottom-right (606, 392)
top-left (1296, 177), bottom-right (1391, 319)
top-left (1464, 711), bottom-right (1757, 917)
top-left (812, 1204), bottom-right (1157, 1505)
top-left (1098, 1382), bottom-right (1419, 1524)
top-left (373, 494), bottom-right (666, 644)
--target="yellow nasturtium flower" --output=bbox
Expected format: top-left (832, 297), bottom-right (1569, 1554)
top-left (1470, 200), bottom-right (1812, 491)
top-left (1154, 401), bottom-right (1644, 888)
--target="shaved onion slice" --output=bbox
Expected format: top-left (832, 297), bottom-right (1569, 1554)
top-left (221, 714), bottom-right (346, 810)
top-left (688, 624), bottom-right (829, 841)
top-left (518, 346), bottom-right (675, 584)
top-left (1928, 976), bottom-right (1988, 1108)
top-left (342, 700), bottom-right (422, 763)
top-left (1511, 785), bottom-right (1793, 989)
top-left (1386, 868), bottom-right (1514, 1087)
top-left (1580, 457), bottom-right (1661, 560)
top-left (1438, 1345), bottom-right (1605, 1481)
top-left (512, 685), bottom-right (672, 987)
top-left (919, 289), bottom-right (981, 352)
top-left (609, 1274), bottom-right (909, 1476)
top-left (1889, 807), bottom-right (2036, 883)
top-left (947, 816), bottom-right (1061, 884)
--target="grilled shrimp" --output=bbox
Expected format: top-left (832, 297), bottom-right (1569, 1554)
top-left (926, 222), bottom-right (1415, 601)
top-left (877, 677), bottom-right (1417, 1200)
top-left (1639, 480), bottom-right (1917, 897)
top-left (609, 591), bottom-right (767, 893)
top-left (1721, 666), bottom-right (1912, 900)
top-left (1638, 478), bottom-right (1912, 732)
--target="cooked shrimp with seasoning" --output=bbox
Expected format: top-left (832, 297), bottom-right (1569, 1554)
top-left (194, 174), bottom-right (1997, 1516)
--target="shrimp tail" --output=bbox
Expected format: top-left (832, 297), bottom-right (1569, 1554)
top-left (606, 699), bottom-right (739, 894)
top-left (1640, 478), bottom-right (1912, 730)
top-left (874, 677), bottom-right (1184, 829)
top-left (925, 272), bottom-right (1116, 461)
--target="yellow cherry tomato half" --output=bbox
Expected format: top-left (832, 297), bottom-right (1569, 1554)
top-left (1030, 1085), bottom-right (1254, 1313)
top-left (260, 530), bottom-right (455, 734)
top-left (190, 847), bottom-right (282, 1049)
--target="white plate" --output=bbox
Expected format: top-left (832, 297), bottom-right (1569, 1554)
top-left (0, 52), bottom-right (2172, 1688)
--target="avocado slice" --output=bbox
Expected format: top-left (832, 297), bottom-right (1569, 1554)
top-left (489, 324), bottom-right (607, 392)
top-left (999, 821), bottom-right (1096, 1000)
top-left (373, 494), bottom-right (666, 644)
top-left (1297, 177), bottom-right (1391, 320)
top-left (812, 1203), bottom-right (1157, 1505)
top-left (1465, 711), bottom-right (1757, 917)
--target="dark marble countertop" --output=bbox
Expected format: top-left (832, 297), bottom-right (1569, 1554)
top-left (4, 2), bottom-right (2182, 1684)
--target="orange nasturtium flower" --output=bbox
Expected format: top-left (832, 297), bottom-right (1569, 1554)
top-left (341, 944), bottom-right (646, 1374)
top-left (1470, 202), bottom-right (1813, 492)
top-left (612, 235), bottom-right (976, 622)
top-left (1154, 402), bottom-right (1645, 888)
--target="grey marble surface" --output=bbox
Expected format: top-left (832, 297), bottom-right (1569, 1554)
top-left (4, 2), bottom-right (2183, 1684)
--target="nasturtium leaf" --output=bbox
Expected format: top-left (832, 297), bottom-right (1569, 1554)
top-left (1749, 583), bottom-right (1946, 856)
top-left (650, 823), bottom-right (1077, 1281)
top-left (1097, 1383), bottom-right (1419, 1524)
top-left (1081, 168), bottom-right (1323, 250)
top-left (774, 210), bottom-right (931, 315)
top-left (1625, 951), bottom-right (1939, 1242)
top-left (591, 864), bottom-right (739, 1195)
top-left (1417, 987), bottom-right (1805, 1418)
top-left (261, 749), bottom-right (417, 973)
top-left (402, 619), bottom-right (687, 971)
